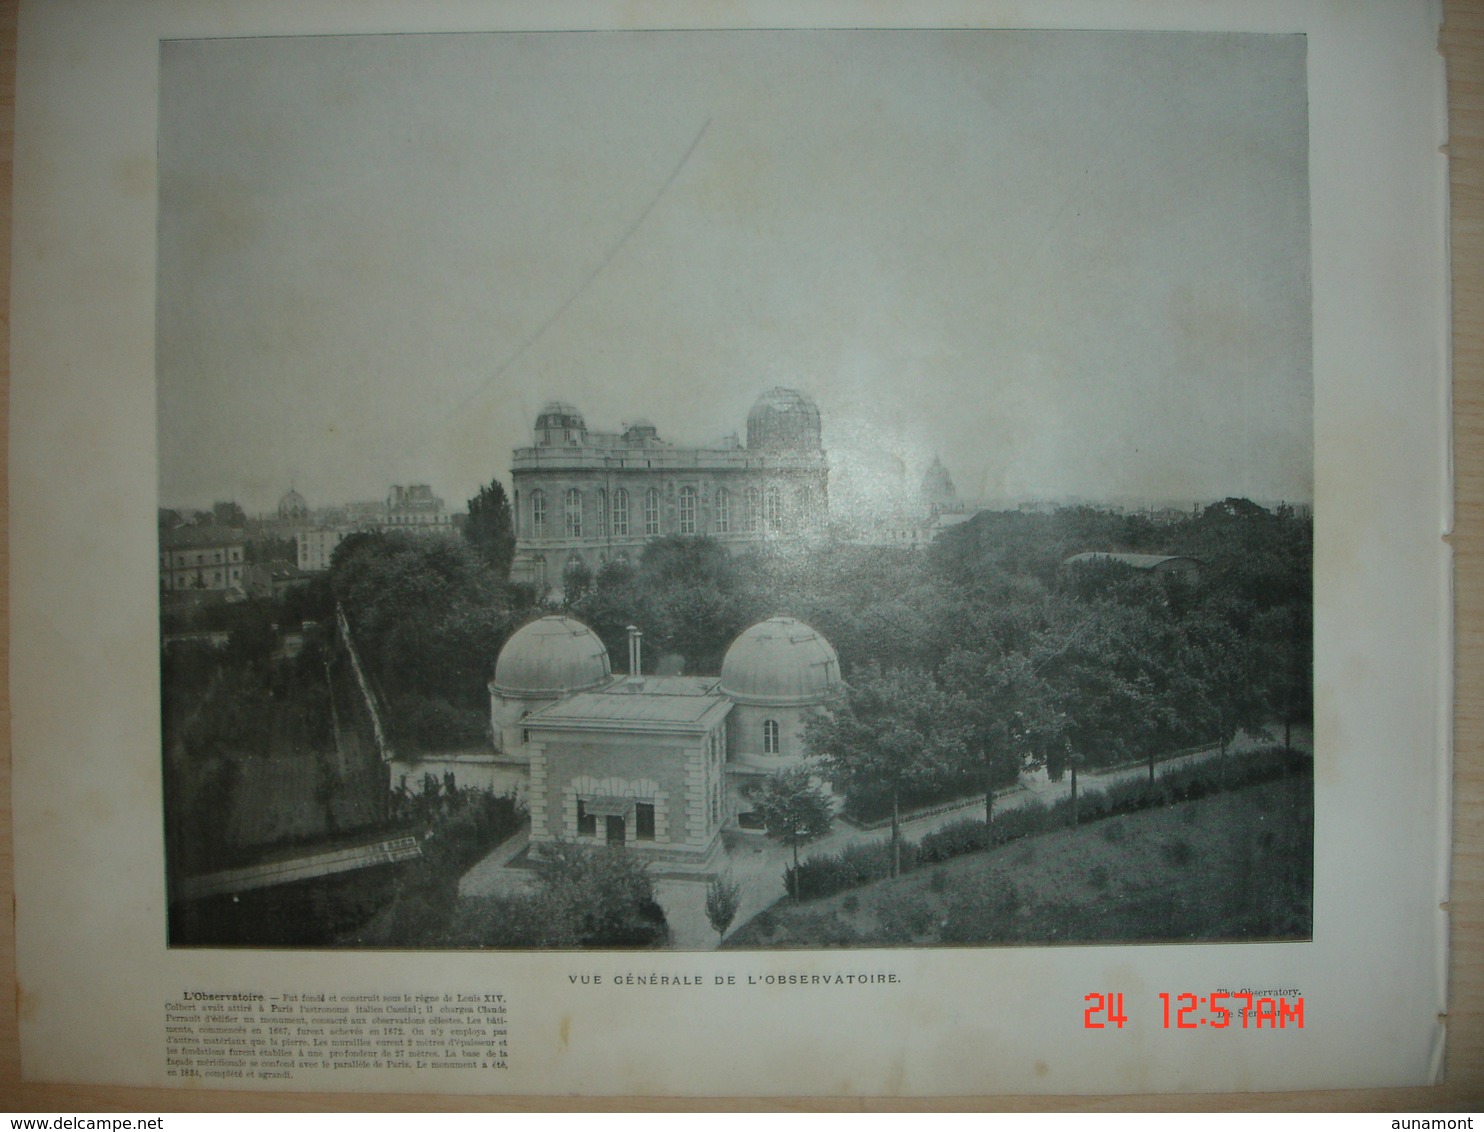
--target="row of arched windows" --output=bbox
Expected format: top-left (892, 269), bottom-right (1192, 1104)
top-left (525, 484), bottom-right (814, 539)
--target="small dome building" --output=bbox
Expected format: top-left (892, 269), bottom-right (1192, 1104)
top-left (534, 401), bottom-right (588, 447)
top-left (470, 612), bottom-right (843, 866)
top-left (488, 615), bottom-right (613, 755)
top-left (721, 617), bottom-right (841, 773)
top-left (746, 387), bottom-right (823, 452)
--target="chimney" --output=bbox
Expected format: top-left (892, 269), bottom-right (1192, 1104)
top-left (626, 625), bottom-right (643, 677)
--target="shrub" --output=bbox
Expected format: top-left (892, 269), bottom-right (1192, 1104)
top-left (1089, 864), bottom-right (1111, 889)
top-left (988, 803), bottom-right (1055, 846)
top-left (841, 894), bottom-right (860, 915)
top-left (929, 868), bottom-right (949, 894)
top-left (1104, 777), bottom-right (1160, 815)
top-left (918, 818), bottom-right (991, 863)
top-left (788, 840), bottom-right (901, 901)
top-left (1100, 821), bottom-right (1126, 844)
top-left (1078, 789), bottom-right (1110, 822)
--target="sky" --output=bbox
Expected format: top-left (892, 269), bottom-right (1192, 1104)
top-left (156, 29), bottom-right (1311, 517)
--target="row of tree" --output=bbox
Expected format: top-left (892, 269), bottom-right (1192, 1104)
top-left (332, 487), bottom-right (1309, 814)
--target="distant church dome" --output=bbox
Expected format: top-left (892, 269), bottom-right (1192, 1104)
top-left (746, 387), bottom-right (822, 452)
top-left (277, 488), bottom-right (309, 521)
top-left (493, 615), bottom-right (611, 696)
top-left (720, 617), bottom-right (842, 706)
top-left (920, 456), bottom-right (959, 513)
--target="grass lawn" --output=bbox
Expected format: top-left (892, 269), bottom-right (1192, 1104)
top-left (725, 774), bottom-right (1312, 948)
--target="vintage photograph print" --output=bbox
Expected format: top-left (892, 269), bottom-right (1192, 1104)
top-left (157, 29), bottom-right (1313, 951)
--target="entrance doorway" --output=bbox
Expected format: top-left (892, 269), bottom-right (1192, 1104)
top-left (605, 815), bottom-right (626, 844)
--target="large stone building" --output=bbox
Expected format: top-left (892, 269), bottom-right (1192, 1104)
top-left (159, 526), bottom-right (247, 594)
top-left (509, 388), bottom-right (828, 594)
top-left (482, 613), bottom-right (842, 868)
top-left (385, 484), bottom-right (452, 531)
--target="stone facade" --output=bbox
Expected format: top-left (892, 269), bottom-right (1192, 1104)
top-left (510, 389), bottom-right (828, 593)
top-left (159, 526), bottom-right (247, 593)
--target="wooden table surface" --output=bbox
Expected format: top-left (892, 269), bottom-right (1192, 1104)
top-left (1, 0), bottom-right (1480, 1112)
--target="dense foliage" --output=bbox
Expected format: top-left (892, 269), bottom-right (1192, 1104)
top-left (463, 478), bottom-right (517, 580)
top-left (329, 531), bottom-right (537, 750)
top-left (348, 778), bottom-right (526, 947)
top-left (449, 841), bottom-right (669, 949)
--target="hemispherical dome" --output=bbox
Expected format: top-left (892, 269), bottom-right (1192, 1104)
top-left (720, 617), bottom-right (842, 706)
top-left (277, 489), bottom-right (309, 519)
top-left (535, 401), bottom-right (586, 433)
top-left (493, 615), bottom-right (611, 696)
top-left (746, 387), bottom-right (822, 452)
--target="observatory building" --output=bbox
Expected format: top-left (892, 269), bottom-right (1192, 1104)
top-left (509, 388), bottom-right (829, 594)
top-left (486, 613), bottom-right (842, 868)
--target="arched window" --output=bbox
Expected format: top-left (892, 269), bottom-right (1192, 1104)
top-left (765, 486), bottom-right (783, 533)
top-left (745, 487), bottom-right (761, 533)
top-left (763, 719), bottom-right (781, 755)
top-left (795, 486), bottom-right (812, 528)
top-left (531, 490), bottom-right (546, 537)
top-left (595, 489), bottom-right (607, 538)
top-left (645, 488), bottom-right (661, 535)
top-left (678, 486), bottom-right (698, 535)
top-left (715, 487), bottom-right (731, 533)
top-left (612, 489), bottom-right (629, 537)
top-left (564, 488), bottom-right (582, 537)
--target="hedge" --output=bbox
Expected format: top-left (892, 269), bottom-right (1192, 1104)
top-left (783, 746), bottom-right (1310, 902)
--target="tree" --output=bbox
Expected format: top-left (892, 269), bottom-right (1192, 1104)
top-left (329, 531), bottom-right (512, 748)
top-left (1257, 601), bottom-right (1311, 753)
top-left (752, 767), bottom-right (835, 900)
top-left (633, 536), bottom-right (750, 674)
top-left (527, 840), bottom-right (669, 948)
top-left (808, 663), bottom-right (965, 875)
top-left (1178, 601), bottom-right (1272, 779)
top-left (1036, 611), bottom-right (1153, 825)
top-left (705, 871), bottom-right (742, 942)
top-left (562, 557), bottom-right (593, 606)
top-left (941, 647), bottom-right (1058, 826)
top-left (212, 500), bottom-right (248, 528)
top-left (463, 478), bottom-right (516, 580)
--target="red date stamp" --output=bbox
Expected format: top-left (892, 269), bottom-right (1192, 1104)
top-left (1083, 992), bottom-right (1304, 1029)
